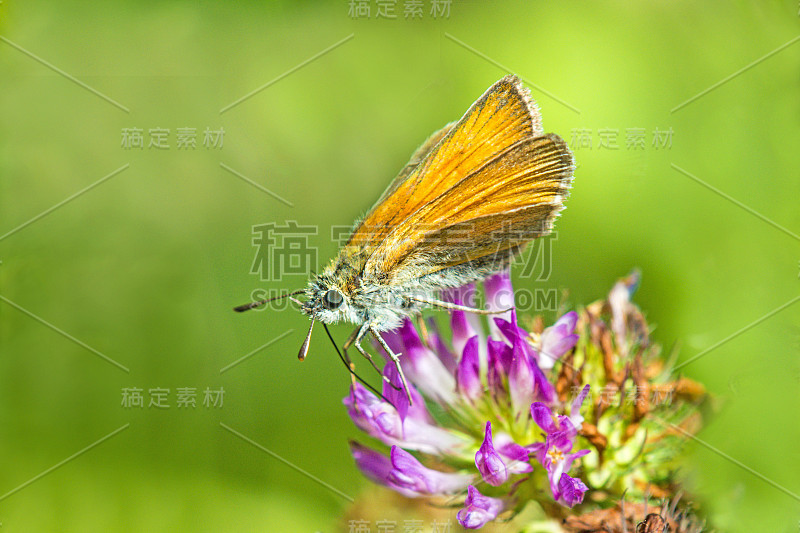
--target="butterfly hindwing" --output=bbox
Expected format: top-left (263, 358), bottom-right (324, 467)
top-left (366, 133), bottom-right (574, 283)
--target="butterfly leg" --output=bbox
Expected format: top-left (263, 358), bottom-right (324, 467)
top-left (340, 327), bottom-right (360, 389)
top-left (324, 323), bottom-right (389, 403)
top-left (369, 325), bottom-right (413, 406)
top-left (408, 296), bottom-right (514, 315)
top-left (344, 323), bottom-right (391, 385)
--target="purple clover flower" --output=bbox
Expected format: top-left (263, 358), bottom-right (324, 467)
top-left (538, 311), bottom-right (580, 369)
top-left (457, 485), bottom-right (507, 529)
top-left (346, 272), bottom-right (591, 528)
top-left (529, 385), bottom-right (591, 507)
top-left (475, 422), bottom-right (508, 486)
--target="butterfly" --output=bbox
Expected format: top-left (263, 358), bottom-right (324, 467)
top-left (236, 75), bottom-right (574, 403)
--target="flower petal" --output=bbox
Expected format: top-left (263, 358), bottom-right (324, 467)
top-left (487, 338), bottom-right (512, 375)
top-left (349, 441), bottom-right (392, 483)
top-left (475, 422), bottom-right (508, 486)
top-left (451, 307), bottom-right (479, 356)
top-left (389, 446), bottom-right (472, 495)
top-left (484, 272), bottom-right (514, 337)
top-left (486, 338), bottom-right (510, 395)
top-left (344, 383), bottom-right (463, 454)
top-left (424, 317), bottom-right (457, 373)
top-left (508, 335), bottom-right (542, 414)
top-left (484, 271), bottom-right (515, 312)
top-left (555, 473), bottom-right (589, 507)
top-left (531, 402), bottom-right (556, 433)
top-left (383, 363), bottom-right (409, 423)
top-left (443, 282), bottom-right (479, 308)
top-left (344, 383), bottom-right (402, 440)
top-left (568, 384), bottom-right (591, 429)
top-left (383, 364), bottom-right (433, 425)
top-left (539, 311), bottom-right (579, 369)
top-left (608, 270), bottom-right (640, 354)
top-left (445, 283), bottom-right (485, 354)
top-left (457, 485), bottom-right (506, 529)
top-left (531, 356), bottom-right (556, 403)
top-left (456, 335), bottom-right (482, 401)
top-left (562, 448), bottom-right (591, 474)
top-left (495, 313), bottom-right (556, 398)
top-left (349, 441), bottom-right (423, 498)
top-left (497, 439), bottom-right (533, 474)
top-left (393, 320), bottom-right (456, 405)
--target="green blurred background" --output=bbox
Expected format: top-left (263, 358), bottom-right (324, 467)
top-left (1, 1), bottom-right (799, 531)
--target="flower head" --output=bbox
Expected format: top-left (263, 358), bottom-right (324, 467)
top-left (347, 272), bottom-right (590, 528)
top-left (346, 271), bottom-right (708, 529)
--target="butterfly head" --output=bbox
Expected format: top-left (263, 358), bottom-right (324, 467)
top-left (293, 273), bottom-right (359, 361)
top-left (301, 273), bottom-right (353, 325)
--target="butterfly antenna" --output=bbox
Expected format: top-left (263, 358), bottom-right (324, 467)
top-left (322, 323), bottom-right (391, 403)
top-left (233, 290), bottom-right (305, 312)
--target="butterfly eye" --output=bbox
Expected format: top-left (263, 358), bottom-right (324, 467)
top-left (322, 289), bottom-right (343, 310)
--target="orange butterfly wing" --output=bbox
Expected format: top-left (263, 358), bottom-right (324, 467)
top-left (369, 121), bottom-right (456, 210)
top-left (369, 133), bottom-right (573, 284)
top-left (345, 75), bottom-right (573, 285)
top-left (347, 75), bottom-right (543, 250)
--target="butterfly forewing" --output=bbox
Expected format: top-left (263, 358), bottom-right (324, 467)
top-left (371, 121), bottom-right (456, 207)
top-left (346, 75), bottom-right (544, 252)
